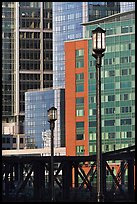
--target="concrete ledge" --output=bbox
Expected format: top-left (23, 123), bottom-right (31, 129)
top-left (2, 147), bottom-right (66, 156)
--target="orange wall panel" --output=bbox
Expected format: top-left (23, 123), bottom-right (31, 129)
top-left (65, 39), bottom-right (89, 156)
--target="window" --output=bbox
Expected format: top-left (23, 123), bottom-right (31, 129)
top-left (124, 94), bottom-right (128, 100)
top-left (89, 132), bottom-right (96, 140)
top-left (106, 28), bottom-right (113, 35)
top-left (76, 121), bottom-right (84, 128)
top-left (120, 57), bottom-right (128, 63)
top-left (13, 138), bottom-right (16, 143)
top-left (76, 145), bottom-right (84, 155)
top-left (7, 138), bottom-right (10, 143)
top-left (104, 59), bottom-right (108, 65)
top-left (109, 70), bottom-right (115, 76)
top-left (2, 138), bottom-right (5, 143)
top-left (76, 49), bottom-right (84, 57)
top-left (120, 93), bottom-right (129, 101)
top-left (89, 84), bottom-right (96, 92)
top-left (76, 49), bottom-right (84, 68)
top-left (76, 97), bottom-right (84, 105)
top-left (76, 133), bottom-right (84, 140)
top-left (76, 97), bottom-right (84, 116)
top-left (108, 132), bottom-right (115, 139)
top-left (76, 60), bottom-right (84, 68)
top-left (121, 119), bottom-right (131, 125)
top-left (76, 83), bottom-right (84, 92)
top-left (105, 145), bottom-right (109, 151)
top-left (104, 120), bottom-right (115, 126)
top-left (122, 69), bottom-right (128, 75)
top-left (109, 59), bottom-right (112, 65)
top-left (90, 60), bottom-right (96, 66)
top-left (127, 132), bottom-right (132, 138)
top-left (121, 26), bottom-right (128, 33)
top-left (89, 121), bottom-right (96, 127)
top-left (92, 109), bottom-right (96, 115)
top-left (89, 145), bottom-right (96, 153)
top-left (89, 73), bottom-right (95, 79)
top-left (120, 81), bottom-right (131, 89)
top-left (76, 73), bottom-right (84, 81)
top-left (104, 83), bottom-right (114, 90)
top-left (108, 95), bottom-right (115, 101)
top-left (20, 138), bottom-right (24, 143)
top-left (76, 109), bottom-right (84, 116)
top-left (105, 108), bottom-right (115, 114)
top-left (121, 106), bottom-right (131, 113)
top-left (90, 96), bottom-right (95, 103)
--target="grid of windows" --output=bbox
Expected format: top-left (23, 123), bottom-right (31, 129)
top-left (25, 89), bottom-right (65, 148)
top-left (53, 2), bottom-right (121, 89)
top-left (2, 2), bottom-right (14, 117)
top-left (18, 2), bottom-right (53, 113)
top-left (76, 145), bottom-right (85, 155)
top-left (76, 97), bottom-right (84, 117)
top-left (76, 49), bottom-right (84, 68)
top-left (2, 2), bottom-right (53, 136)
top-left (88, 2), bottom-right (120, 21)
top-left (53, 2), bottom-right (83, 88)
top-left (87, 11), bottom-right (135, 154)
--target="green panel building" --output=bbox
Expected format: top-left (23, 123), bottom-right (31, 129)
top-left (83, 10), bottom-right (135, 154)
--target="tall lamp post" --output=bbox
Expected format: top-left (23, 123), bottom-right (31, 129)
top-left (47, 106), bottom-right (57, 202)
top-left (92, 26), bottom-right (106, 202)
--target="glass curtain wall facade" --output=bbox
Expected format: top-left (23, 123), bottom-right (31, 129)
top-left (120, 2), bottom-right (135, 12)
top-left (53, 2), bottom-right (83, 88)
top-left (53, 2), bottom-right (121, 89)
top-left (25, 88), bottom-right (65, 148)
top-left (88, 2), bottom-right (120, 21)
top-left (86, 10), bottom-right (135, 154)
top-left (2, 2), bottom-right (52, 141)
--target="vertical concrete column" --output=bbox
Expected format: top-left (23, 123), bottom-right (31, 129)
top-left (16, 134), bottom-right (20, 150)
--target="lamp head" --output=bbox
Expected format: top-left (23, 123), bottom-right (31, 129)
top-left (92, 26), bottom-right (106, 56)
top-left (47, 106), bottom-right (57, 122)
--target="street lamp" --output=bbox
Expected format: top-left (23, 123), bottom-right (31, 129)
top-left (92, 26), bottom-right (106, 202)
top-left (47, 106), bottom-right (57, 202)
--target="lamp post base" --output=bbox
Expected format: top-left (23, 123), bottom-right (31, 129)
top-left (97, 192), bottom-right (104, 202)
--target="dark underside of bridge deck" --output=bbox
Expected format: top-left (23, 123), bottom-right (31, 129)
top-left (2, 145), bottom-right (135, 202)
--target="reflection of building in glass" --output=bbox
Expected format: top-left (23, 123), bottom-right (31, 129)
top-left (65, 10), bottom-right (135, 156)
top-left (2, 2), bottom-right (52, 149)
top-left (42, 130), bottom-right (51, 148)
top-left (25, 88), bottom-right (65, 149)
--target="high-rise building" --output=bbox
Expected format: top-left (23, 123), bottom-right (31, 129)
top-left (2, 2), bottom-right (135, 150)
top-left (2, 2), bottom-right (52, 148)
top-left (53, 2), bottom-right (135, 89)
top-left (65, 10), bottom-right (135, 156)
top-left (25, 88), bottom-right (65, 148)
top-left (120, 2), bottom-right (135, 12)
